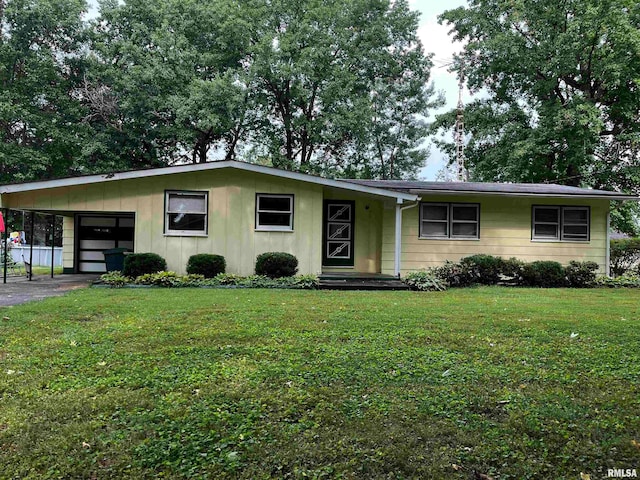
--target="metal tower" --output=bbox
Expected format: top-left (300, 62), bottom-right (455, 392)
top-left (454, 78), bottom-right (467, 182)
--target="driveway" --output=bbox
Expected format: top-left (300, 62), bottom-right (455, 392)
top-left (0, 274), bottom-right (99, 307)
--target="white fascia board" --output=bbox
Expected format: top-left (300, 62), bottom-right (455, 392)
top-left (409, 189), bottom-right (638, 201)
top-left (0, 161), bottom-right (418, 201)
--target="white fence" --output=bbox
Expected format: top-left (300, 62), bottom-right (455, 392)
top-left (7, 245), bottom-right (63, 267)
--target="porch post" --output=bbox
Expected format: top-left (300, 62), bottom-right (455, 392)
top-left (394, 199), bottom-right (403, 277)
top-left (50, 214), bottom-right (55, 278)
top-left (29, 212), bottom-right (34, 281)
top-left (605, 209), bottom-right (611, 277)
top-left (2, 208), bottom-right (7, 284)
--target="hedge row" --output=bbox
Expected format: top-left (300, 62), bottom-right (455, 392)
top-left (404, 255), bottom-right (605, 291)
top-left (100, 271), bottom-right (319, 289)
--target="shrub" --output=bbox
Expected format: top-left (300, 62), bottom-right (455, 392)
top-left (186, 254), bottom-right (226, 278)
top-left (135, 271), bottom-right (206, 287)
top-left (459, 254), bottom-right (504, 285)
top-left (432, 260), bottom-right (475, 287)
top-left (610, 238), bottom-right (640, 276)
top-left (122, 253), bottom-right (167, 278)
top-left (565, 261), bottom-right (599, 287)
top-left (255, 252), bottom-right (298, 278)
top-left (501, 257), bottom-right (525, 284)
top-left (99, 271), bottom-right (131, 287)
top-left (521, 261), bottom-right (566, 287)
top-left (403, 270), bottom-right (448, 291)
top-left (595, 273), bottom-right (640, 288)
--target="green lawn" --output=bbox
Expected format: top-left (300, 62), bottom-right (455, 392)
top-left (0, 288), bottom-right (639, 479)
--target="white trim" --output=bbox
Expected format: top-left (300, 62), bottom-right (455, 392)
top-left (0, 160), bottom-right (418, 201)
top-left (394, 201), bottom-right (402, 277)
top-left (255, 193), bottom-right (294, 231)
top-left (164, 190), bottom-right (208, 236)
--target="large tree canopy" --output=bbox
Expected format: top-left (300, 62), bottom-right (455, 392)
top-left (434, 0), bottom-right (640, 197)
top-left (88, 0), bottom-right (439, 179)
top-left (0, 0), bottom-right (90, 184)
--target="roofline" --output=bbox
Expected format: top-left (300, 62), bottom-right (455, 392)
top-left (404, 189), bottom-right (638, 201)
top-left (0, 160), bottom-right (418, 201)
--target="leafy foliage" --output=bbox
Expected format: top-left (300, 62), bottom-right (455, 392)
top-left (402, 270), bottom-right (448, 291)
top-left (99, 271), bottom-right (132, 288)
top-left (610, 238), bottom-right (640, 277)
top-left (459, 254), bottom-right (504, 285)
top-left (186, 254), bottom-right (226, 278)
top-left (595, 272), bottom-right (640, 288)
top-left (255, 252), bottom-right (298, 278)
top-left (122, 253), bottom-right (167, 278)
top-left (435, 0), bottom-right (640, 233)
top-left (521, 261), bottom-right (567, 288)
top-left (565, 261), bottom-right (599, 288)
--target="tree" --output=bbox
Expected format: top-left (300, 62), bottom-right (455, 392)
top-left (87, 0), bottom-right (253, 167)
top-left (0, 0), bottom-right (90, 184)
top-left (246, 0), bottom-right (440, 179)
top-left (433, 0), bottom-right (640, 231)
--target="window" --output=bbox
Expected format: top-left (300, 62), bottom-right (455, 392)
top-left (165, 191), bottom-right (208, 235)
top-left (256, 194), bottom-right (294, 231)
top-left (532, 206), bottom-right (589, 241)
top-left (420, 202), bottom-right (479, 239)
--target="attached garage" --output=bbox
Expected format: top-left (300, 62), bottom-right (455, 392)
top-left (76, 214), bottom-right (134, 273)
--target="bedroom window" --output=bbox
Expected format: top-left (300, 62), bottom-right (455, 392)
top-left (165, 191), bottom-right (208, 235)
top-left (532, 206), bottom-right (589, 241)
top-left (420, 203), bottom-right (479, 239)
top-left (256, 194), bottom-right (294, 231)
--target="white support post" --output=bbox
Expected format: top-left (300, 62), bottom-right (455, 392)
top-left (606, 209), bottom-right (611, 277)
top-left (394, 199), bottom-right (403, 277)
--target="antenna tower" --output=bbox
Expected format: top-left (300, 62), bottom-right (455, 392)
top-left (454, 76), bottom-right (467, 182)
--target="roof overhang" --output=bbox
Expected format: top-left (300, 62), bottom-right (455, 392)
top-left (0, 160), bottom-right (418, 202)
top-left (406, 189), bottom-right (638, 201)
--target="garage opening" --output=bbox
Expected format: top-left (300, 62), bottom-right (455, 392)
top-left (76, 214), bottom-right (134, 273)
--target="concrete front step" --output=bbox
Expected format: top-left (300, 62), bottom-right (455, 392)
top-left (318, 278), bottom-right (409, 291)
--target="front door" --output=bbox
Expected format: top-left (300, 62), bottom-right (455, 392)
top-left (323, 200), bottom-right (355, 267)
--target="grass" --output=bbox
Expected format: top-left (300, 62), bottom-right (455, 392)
top-left (0, 287), bottom-right (639, 479)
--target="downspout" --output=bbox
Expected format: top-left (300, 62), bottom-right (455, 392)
top-left (394, 198), bottom-right (421, 278)
top-left (605, 209), bottom-right (611, 277)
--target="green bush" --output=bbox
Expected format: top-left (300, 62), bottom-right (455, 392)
top-left (122, 253), bottom-right (167, 278)
top-left (99, 271), bottom-right (132, 287)
top-left (595, 272), bottom-right (640, 288)
top-left (403, 270), bottom-right (448, 291)
top-left (255, 252), bottom-right (298, 278)
top-left (610, 238), bottom-right (640, 276)
top-left (565, 261), bottom-right (599, 287)
top-left (460, 254), bottom-right (504, 285)
top-left (186, 254), bottom-right (226, 278)
top-left (432, 260), bottom-right (475, 287)
top-left (501, 257), bottom-right (525, 284)
top-left (135, 271), bottom-right (205, 287)
top-left (521, 261), bottom-right (566, 287)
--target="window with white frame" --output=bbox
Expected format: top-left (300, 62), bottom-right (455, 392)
top-left (255, 194), bottom-right (294, 231)
top-left (532, 206), bottom-right (589, 241)
top-left (165, 191), bottom-right (208, 235)
top-left (420, 202), bottom-right (479, 239)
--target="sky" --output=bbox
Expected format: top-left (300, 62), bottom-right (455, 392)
top-left (409, 0), bottom-right (468, 179)
top-left (85, 0), bottom-right (467, 179)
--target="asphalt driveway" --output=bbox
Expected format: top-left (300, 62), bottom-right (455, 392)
top-left (0, 274), bottom-right (98, 307)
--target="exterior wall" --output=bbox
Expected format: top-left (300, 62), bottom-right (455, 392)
top-left (3, 169), bottom-right (324, 275)
top-left (322, 189), bottom-right (383, 274)
top-left (62, 216), bottom-right (74, 272)
top-left (381, 195), bottom-right (610, 276)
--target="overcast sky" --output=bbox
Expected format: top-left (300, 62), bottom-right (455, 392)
top-left (85, 0), bottom-right (467, 179)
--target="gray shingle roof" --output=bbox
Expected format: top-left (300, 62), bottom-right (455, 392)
top-left (345, 180), bottom-right (637, 199)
